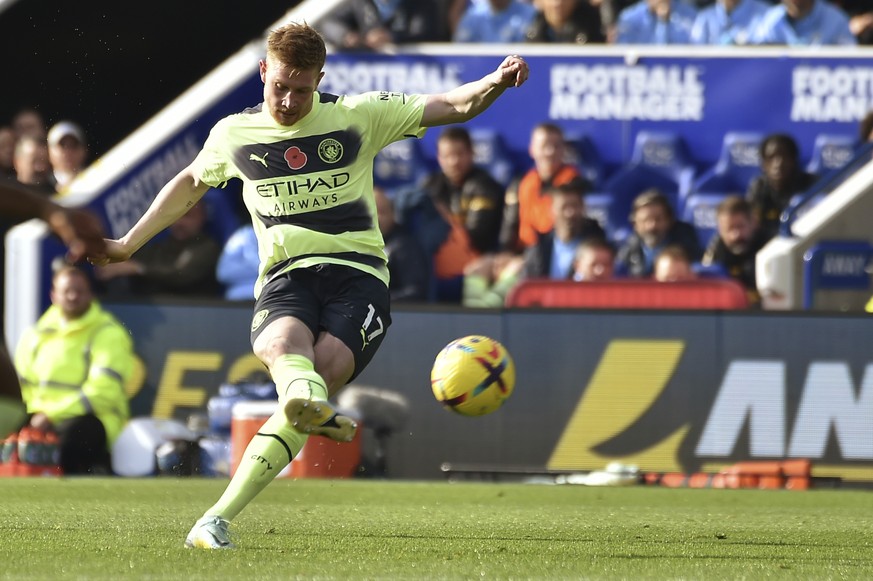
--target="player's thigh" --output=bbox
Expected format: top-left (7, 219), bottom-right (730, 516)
top-left (250, 269), bottom-right (321, 363)
top-left (313, 332), bottom-right (355, 395)
top-left (252, 316), bottom-right (316, 365)
top-left (320, 266), bottom-right (392, 385)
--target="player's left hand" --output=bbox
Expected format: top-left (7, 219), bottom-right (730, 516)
top-left (495, 55), bottom-right (529, 89)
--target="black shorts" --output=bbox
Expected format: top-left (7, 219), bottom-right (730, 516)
top-left (250, 264), bottom-right (391, 382)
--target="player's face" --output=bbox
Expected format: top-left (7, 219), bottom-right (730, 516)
top-left (437, 138), bottom-right (474, 185)
top-left (529, 128), bottom-right (565, 178)
top-left (655, 256), bottom-right (695, 282)
top-left (783, 0), bottom-right (813, 19)
top-left (718, 212), bottom-right (753, 254)
top-left (633, 204), bottom-right (671, 247)
top-left (762, 141), bottom-right (797, 190)
top-left (50, 272), bottom-right (92, 320)
top-left (576, 247), bottom-right (614, 281)
top-left (551, 192), bottom-right (585, 238)
top-left (260, 58), bottom-right (323, 126)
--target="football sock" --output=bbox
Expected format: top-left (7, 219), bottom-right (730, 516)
top-left (0, 396), bottom-right (26, 440)
top-left (204, 354), bottom-right (328, 521)
top-left (205, 411), bottom-right (307, 521)
top-left (271, 354), bottom-right (329, 402)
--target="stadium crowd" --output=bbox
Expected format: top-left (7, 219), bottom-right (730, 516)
top-left (2, 0), bottom-right (872, 313)
top-left (2, 0), bottom-right (872, 486)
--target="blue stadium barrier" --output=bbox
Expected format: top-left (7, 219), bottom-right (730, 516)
top-left (802, 240), bottom-right (873, 309)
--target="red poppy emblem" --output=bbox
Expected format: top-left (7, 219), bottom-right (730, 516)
top-left (284, 146), bottom-right (307, 170)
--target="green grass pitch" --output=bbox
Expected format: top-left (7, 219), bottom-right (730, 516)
top-left (1, 478), bottom-right (872, 580)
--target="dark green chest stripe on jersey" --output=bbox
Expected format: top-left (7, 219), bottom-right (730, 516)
top-left (234, 129), bottom-right (362, 181)
top-left (256, 198), bottom-right (373, 234)
top-left (265, 251), bottom-right (385, 280)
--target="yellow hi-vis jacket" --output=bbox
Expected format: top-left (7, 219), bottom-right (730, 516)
top-left (14, 301), bottom-right (133, 446)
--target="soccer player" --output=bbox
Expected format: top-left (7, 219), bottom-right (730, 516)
top-left (0, 180), bottom-right (107, 440)
top-left (87, 22), bottom-right (529, 549)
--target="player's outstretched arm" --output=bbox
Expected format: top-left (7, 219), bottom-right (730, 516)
top-left (0, 179), bottom-right (107, 262)
top-left (420, 55), bottom-right (529, 127)
top-left (90, 165), bottom-right (211, 265)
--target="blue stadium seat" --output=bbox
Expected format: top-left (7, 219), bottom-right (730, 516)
top-left (373, 138), bottom-right (433, 196)
top-left (806, 133), bottom-right (857, 176)
top-left (595, 131), bottom-right (697, 239)
top-left (628, 130), bottom-right (697, 198)
top-left (582, 191), bottom-right (623, 242)
top-left (692, 262), bottom-right (728, 279)
top-left (600, 166), bottom-right (683, 236)
top-left (564, 133), bottom-right (606, 189)
top-left (470, 128), bottom-right (518, 187)
top-left (680, 192), bottom-right (729, 248)
top-left (691, 132), bottom-right (764, 198)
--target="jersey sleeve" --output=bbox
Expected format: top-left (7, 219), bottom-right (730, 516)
top-left (191, 117), bottom-right (237, 189)
top-left (345, 92), bottom-right (428, 152)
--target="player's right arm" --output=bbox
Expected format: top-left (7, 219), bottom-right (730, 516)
top-left (92, 164), bottom-right (211, 264)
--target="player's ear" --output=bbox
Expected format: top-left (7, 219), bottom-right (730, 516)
top-left (316, 71), bottom-right (325, 88)
top-left (259, 60), bottom-right (268, 83)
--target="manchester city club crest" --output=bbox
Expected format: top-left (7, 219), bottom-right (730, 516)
top-left (318, 138), bottom-right (343, 163)
top-left (251, 309), bottom-right (270, 332)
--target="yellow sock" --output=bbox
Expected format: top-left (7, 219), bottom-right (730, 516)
top-left (206, 410), bottom-right (307, 521)
top-left (271, 354), bottom-right (328, 402)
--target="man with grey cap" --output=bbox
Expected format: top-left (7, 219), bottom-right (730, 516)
top-left (47, 120), bottom-right (89, 191)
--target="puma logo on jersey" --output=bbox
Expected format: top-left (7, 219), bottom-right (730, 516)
top-left (249, 152), bottom-right (269, 168)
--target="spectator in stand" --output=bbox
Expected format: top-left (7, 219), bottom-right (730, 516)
top-left (520, 181), bottom-right (606, 280)
top-left (216, 224), bottom-right (259, 301)
top-left (13, 135), bottom-right (56, 195)
top-left (691, 0), bottom-right (771, 44)
top-left (616, 188), bottom-right (702, 278)
top-left (747, 0), bottom-right (856, 45)
top-left (318, 0), bottom-right (453, 49)
top-left (501, 122), bottom-right (586, 253)
top-left (462, 251), bottom-right (525, 307)
top-left (95, 200), bottom-right (222, 298)
top-left (701, 195), bottom-right (768, 306)
top-left (424, 126), bottom-right (505, 255)
top-left (0, 179), bottom-right (108, 442)
top-left (455, 0), bottom-right (537, 42)
top-left (833, 0), bottom-right (873, 44)
top-left (0, 126), bottom-right (16, 179)
top-left (615, 0), bottom-right (698, 44)
top-left (11, 107), bottom-right (47, 140)
top-left (317, 0), bottom-right (394, 51)
top-left (653, 244), bottom-right (697, 282)
top-left (420, 126), bottom-right (506, 301)
top-left (14, 266), bottom-right (133, 474)
top-left (47, 121), bottom-right (89, 192)
top-left (858, 109), bottom-right (873, 143)
top-left (745, 133), bottom-right (818, 241)
top-left (572, 237), bottom-right (616, 281)
top-left (597, 0), bottom-right (637, 42)
top-left (375, 186), bottom-right (430, 302)
top-left (525, 0), bottom-right (606, 44)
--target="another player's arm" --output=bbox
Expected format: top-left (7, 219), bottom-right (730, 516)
top-left (420, 55), bottom-right (529, 127)
top-left (0, 180), bottom-right (106, 261)
top-left (94, 165), bottom-right (211, 264)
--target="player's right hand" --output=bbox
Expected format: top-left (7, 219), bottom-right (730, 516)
top-left (47, 207), bottom-right (107, 263)
top-left (87, 238), bottom-right (132, 266)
